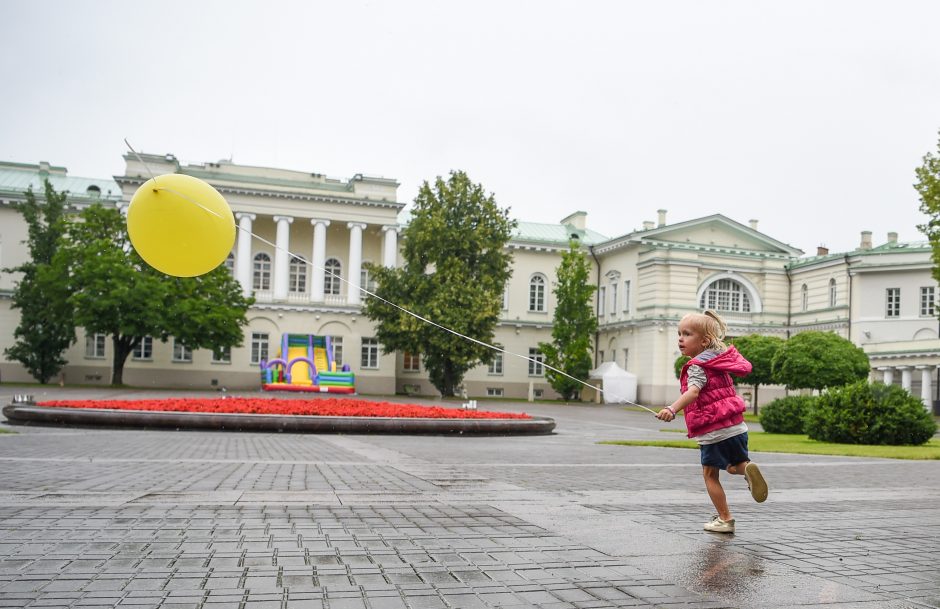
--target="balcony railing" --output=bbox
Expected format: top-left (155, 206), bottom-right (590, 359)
top-left (251, 290), bottom-right (348, 306)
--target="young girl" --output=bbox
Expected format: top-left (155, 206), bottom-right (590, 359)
top-left (656, 310), bottom-right (768, 533)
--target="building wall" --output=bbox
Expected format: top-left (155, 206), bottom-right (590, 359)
top-left (4, 156), bottom-right (940, 408)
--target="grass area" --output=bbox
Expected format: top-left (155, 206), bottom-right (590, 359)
top-left (600, 432), bottom-right (940, 460)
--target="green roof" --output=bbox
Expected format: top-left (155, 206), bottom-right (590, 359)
top-left (0, 161), bottom-right (122, 201)
top-left (787, 240), bottom-right (932, 268)
top-left (396, 208), bottom-right (609, 246)
top-left (514, 221), bottom-right (608, 245)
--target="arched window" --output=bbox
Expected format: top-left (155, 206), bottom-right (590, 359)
top-left (224, 252), bottom-right (235, 275)
top-left (801, 284), bottom-right (809, 312)
top-left (529, 274), bottom-right (546, 312)
top-left (252, 253), bottom-right (271, 290)
top-left (324, 258), bottom-right (342, 295)
top-left (829, 278), bottom-right (837, 307)
top-left (699, 278), bottom-right (751, 312)
top-left (289, 255), bottom-right (307, 293)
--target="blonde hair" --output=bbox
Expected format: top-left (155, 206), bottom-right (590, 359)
top-left (681, 309), bottom-right (728, 351)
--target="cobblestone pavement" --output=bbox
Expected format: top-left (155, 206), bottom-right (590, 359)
top-left (0, 388), bottom-right (938, 609)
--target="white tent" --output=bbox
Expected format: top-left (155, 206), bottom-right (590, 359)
top-left (589, 361), bottom-right (637, 404)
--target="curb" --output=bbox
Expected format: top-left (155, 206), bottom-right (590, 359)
top-left (2, 404), bottom-right (556, 436)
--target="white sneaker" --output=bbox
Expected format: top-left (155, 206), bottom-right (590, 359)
top-left (703, 514), bottom-right (735, 533)
top-left (745, 462), bottom-right (768, 503)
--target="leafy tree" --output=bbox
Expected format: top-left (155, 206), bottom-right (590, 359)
top-left (362, 171), bottom-right (515, 397)
top-left (538, 241), bottom-right (597, 400)
top-left (3, 180), bottom-right (75, 383)
top-left (56, 204), bottom-right (252, 385)
top-left (730, 334), bottom-right (785, 414)
top-left (772, 331), bottom-right (869, 391)
top-left (674, 355), bottom-right (690, 379)
top-left (916, 130), bottom-right (940, 291)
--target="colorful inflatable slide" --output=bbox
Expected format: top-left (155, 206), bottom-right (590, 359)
top-left (260, 334), bottom-right (355, 393)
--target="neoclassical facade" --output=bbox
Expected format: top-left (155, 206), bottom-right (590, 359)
top-left (1, 156), bottom-right (937, 407)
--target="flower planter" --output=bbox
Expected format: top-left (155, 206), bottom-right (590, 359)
top-left (2, 397), bottom-right (556, 436)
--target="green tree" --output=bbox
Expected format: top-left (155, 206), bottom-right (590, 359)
top-left (362, 171), bottom-right (515, 397)
top-left (539, 241), bottom-right (597, 400)
top-left (674, 355), bottom-right (691, 379)
top-left (730, 333), bottom-right (785, 414)
top-left (772, 331), bottom-right (869, 391)
top-left (3, 180), bottom-right (75, 383)
top-left (916, 130), bottom-right (940, 292)
top-left (56, 204), bottom-right (252, 385)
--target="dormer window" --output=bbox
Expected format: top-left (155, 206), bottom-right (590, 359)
top-left (86, 185), bottom-right (101, 198)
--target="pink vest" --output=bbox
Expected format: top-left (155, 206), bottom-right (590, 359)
top-left (680, 345), bottom-right (752, 438)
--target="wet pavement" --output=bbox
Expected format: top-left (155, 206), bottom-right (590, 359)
top-left (0, 387), bottom-right (937, 609)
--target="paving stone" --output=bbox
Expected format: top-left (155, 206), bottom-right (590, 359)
top-left (1, 396), bottom-right (939, 609)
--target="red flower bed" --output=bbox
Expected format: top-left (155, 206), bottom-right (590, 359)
top-left (36, 397), bottom-right (531, 420)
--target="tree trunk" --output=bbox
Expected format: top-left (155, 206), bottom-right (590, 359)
top-left (753, 384), bottom-right (759, 415)
top-left (110, 335), bottom-right (134, 386)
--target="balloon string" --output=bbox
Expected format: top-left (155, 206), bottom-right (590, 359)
top-left (122, 149), bottom-right (658, 414)
top-left (124, 139), bottom-right (159, 187)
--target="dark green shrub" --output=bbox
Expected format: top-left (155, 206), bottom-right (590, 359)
top-left (758, 395), bottom-right (817, 434)
top-left (805, 381), bottom-right (938, 445)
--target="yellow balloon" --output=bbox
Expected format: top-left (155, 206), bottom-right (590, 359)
top-left (127, 174), bottom-right (236, 277)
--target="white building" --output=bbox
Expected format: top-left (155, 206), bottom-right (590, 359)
top-left (1, 155), bottom-right (937, 407)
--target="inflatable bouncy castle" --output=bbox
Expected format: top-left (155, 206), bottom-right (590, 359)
top-left (260, 334), bottom-right (356, 393)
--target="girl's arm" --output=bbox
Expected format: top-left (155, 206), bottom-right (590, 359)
top-left (656, 386), bottom-right (700, 421)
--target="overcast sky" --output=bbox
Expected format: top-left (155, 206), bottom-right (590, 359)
top-left (2, 1), bottom-right (939, 255)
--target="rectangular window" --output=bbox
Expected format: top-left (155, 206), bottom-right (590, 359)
top-left (360, 267), bottom-right (377, 293)
top-left (599, 350), bottom-right (605, 363)
top-left (528, 347), bottom-right (544, 376)
top-left (361, 338), bottom-right (379, 369)
top-left (172, 339), bottom-right (192, 363)
top-left (623, 280), bottom-right (631, 312)
top-left (886, 288), bottom-right (900, 318)
top-left (488, 352), bottom-right (504, 375)
top-left (598, 286), bottom-right (606, 315)
top-left (403, 351), bottom-right (420, 372)
top-left (132, 336), bottom-right (153, 361)
top-left (289, 257), bottom-right (307, 293)
top-left (623, 348), bottom-right (629, 370)
top-left (330, 337), bottom-right (343, 366)
top-left (609, 282), bottom-right (618, 315)
top-left (251, 332), bottom-right (269, 365)
top-left (502, 287), bottom-right (509, 311)
top-left (533, 388), bottom-right (543, 398)
top-left (212, 346), bottom-right (231, 364)
top-left (486, 387), bottom-right (504, 397)
top-left (920, 287), bottom-right (935, 317)
top-left (85, 333), bottom-right (106, 359)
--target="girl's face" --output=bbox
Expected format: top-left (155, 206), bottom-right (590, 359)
top-left (678, 319), bottom-right (710, 358)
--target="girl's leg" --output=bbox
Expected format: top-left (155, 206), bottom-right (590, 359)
top-left (726, 461), bottom-right (749, 475)
top-left (702, 465), bottom-right (732, 521)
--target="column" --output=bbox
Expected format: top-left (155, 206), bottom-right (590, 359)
top-left (310, 219), bottom-right (330, 302)
top-left (879, 367), bottom-right (894, 385)
top-left (235, 212), bottom-right (255, 297)
top-left (272, 215), bottom-right (293, 300)
top-left (918, 365), bottom-right (934, 409)
top-left (347, 222), bottom-right (367, 306)
top-left (899, 366), bottom-right (912, 393)
top-left (382, 225), bottom-right (400, 268)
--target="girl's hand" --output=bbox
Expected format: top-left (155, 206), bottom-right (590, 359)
top-left (656, 408), bottom-right (675, 421)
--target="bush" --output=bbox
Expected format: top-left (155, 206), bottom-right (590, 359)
top-left (805, 381), bottom-right (938, 445)
top-left (758, 395), bottom-right (817, 434)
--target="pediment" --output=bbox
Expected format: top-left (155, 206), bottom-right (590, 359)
top-left (633, 214), bottom-right (802, 255)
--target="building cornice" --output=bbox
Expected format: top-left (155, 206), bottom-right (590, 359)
top-left (635, 257), bottom-right (789, 275)
top-left (594, 237), bottom-right (794, 260)
top-left (114, 175), bottom-right (404, 212)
